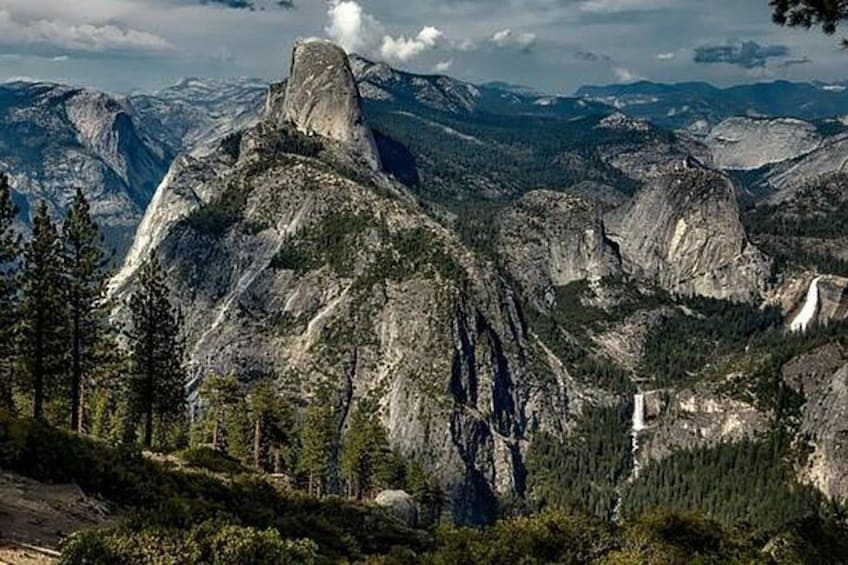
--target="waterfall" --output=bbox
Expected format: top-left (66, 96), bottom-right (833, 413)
top-left (631, 393), bottom-right (645, 478)
top-left (790, 276), bottom-right (823, 333)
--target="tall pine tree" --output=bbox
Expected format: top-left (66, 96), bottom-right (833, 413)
top-left (20, 202), bottom-right (67, 420)
top-left (0, 174), bottom-right (20, 412)
top-left (127, 256), bottom-right (186, 449)
top-left (63, 187), bottom-right (108, 432)
top-left (299, 401), bottom-right (338, 497)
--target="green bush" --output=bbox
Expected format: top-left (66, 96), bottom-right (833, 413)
top-left (59, 521), bottom-right (318, 565)
top-left (177, 446), bottom-right (247, 474)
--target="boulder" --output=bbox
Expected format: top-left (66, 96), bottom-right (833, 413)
top-left (375, 490), bottom-right (418, 527)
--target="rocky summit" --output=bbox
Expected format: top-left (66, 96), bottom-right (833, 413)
top-left (280, 39), bottom-right (381, 170)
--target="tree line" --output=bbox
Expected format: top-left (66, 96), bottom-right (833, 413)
top-left (0, 173), bottom-right (441, 510)
top-left (0, 174), bottom-right (185, 448)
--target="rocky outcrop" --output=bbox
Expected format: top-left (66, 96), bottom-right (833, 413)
top-left (606, 164), bottom-right (769, 300)
top-left (640, 387), bottom-right (768, 464)
top-left (497, 191), bottom-right (622, 305)
top-left (783, 345), bottom-right (848, 502)
top-left (706, 117), bottom-right (822, 171)
top-left (764, 134), bottom-right (848, 202)
top-left (130, 77), bottom-right (268, 151)
top-left (281, 39), bottom-right (380, 170)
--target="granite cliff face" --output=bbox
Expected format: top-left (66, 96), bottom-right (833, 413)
top-left (782, 344), bottom-right (848, 502)
top-left (111, 40), bottom-right (578, 524)
top-left (0, 82), bottom-right (172, 250)
top-left (606, 164), bottom-right (769, 300)
top-left (497, 190), bottom-right (622, 306)
top-left (280, 39), bottom-right (380, 170)
top-left (706, 117), bottom-right (822, 171)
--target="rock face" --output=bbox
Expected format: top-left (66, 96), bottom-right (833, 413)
top-left (706, 117), bottom-right (822, 171)
top-left (0, 81), bottom-right (172, 253)
top-left (281, 39), bottom-right (380, 170)
top-left (497, 191), bottom-right (622, 305)
top-left (640, 387), bottom-right (768, 464)
top-left (606, 164), bottom-right (769, 300)
top-left (375, 490), bottom-right (418, 526)
top-left (110, 41), bottom-right (577, 525)
top-left (783, 345), bottom-right (848, 502)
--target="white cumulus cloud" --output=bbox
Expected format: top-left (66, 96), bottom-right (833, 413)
top-left (433, 59), bottom-right (453, 73)
top-left (613, 67), bottom-right (641, 82)
top-left (490, 29), bottom-right (536, 51)
top-left (381, 26), bottom-right (443, 62)
top-left (656, 52), bottom-right (675, 60)
top-left (325, 0), bottom-right (444, 63)
top-left (325, 0), bottom-right (382, 54)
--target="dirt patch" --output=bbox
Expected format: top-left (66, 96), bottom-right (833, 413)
top-left (0, 472), bottom-right (116, 563)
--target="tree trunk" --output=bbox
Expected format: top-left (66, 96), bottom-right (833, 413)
top-left (273, 448), bottom-right (281, 474)
top-left (33, 314), bottom-right (44, 420)
top-left (253, 417), bottom-right (262, 470)
top-left (143, 406), bottom-right (153, 449)
top-left (212, 416), bottom-right (221, 451)
top-left (70, 306), bottom-right (81, 432)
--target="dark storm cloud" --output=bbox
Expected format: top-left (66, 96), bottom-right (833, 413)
top-left (693, 40), bottom-right (791, 69)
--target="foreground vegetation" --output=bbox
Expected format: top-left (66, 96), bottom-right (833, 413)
top-left (4, 413), bottom-right (848, 564)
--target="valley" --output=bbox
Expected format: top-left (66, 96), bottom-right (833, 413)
top-left (2, 31), bottom-right (848, 564)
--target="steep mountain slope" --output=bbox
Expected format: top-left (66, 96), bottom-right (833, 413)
top-left (111, 40), bottom-right (581, 524)
top-left (0, 81), bottom-right (173, 251)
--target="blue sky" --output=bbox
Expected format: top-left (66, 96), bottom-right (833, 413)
top-left (0, 0), bottom-right (845, 94)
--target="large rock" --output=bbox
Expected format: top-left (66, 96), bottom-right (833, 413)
top-left (281, 39), bottom-right (380, 170)
top-left (606, 163), bottom-right (769, 301)
top-left (375, 490), bottom-right (418, 526)
top-left (498, 190), bottom-right (622, 305)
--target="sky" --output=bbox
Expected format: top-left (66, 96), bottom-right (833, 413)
top-left (0, 0), bottom-right (845, 95)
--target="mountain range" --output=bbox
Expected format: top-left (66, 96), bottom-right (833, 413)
top-left (4, 44), bottom-right (848, 527)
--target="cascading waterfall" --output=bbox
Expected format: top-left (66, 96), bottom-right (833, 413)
top-left (613, 392), bottom-right (648, 522)
top-left (631, 393), bottom-right (646, 478)
top-left (790, 275), bottom-right (823, 333)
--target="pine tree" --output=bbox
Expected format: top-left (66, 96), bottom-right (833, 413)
top-left (127, 256), bottom-right (186, 449)
top-left (248, 379), bottom-right (294, 472)
top-left (0, 174), bottom-right (20, 412)
top-left (199, 373), bottom-right (243, 451)
top-left (19, 202), bottom-right (67, 420)
top-left (63, 187), bottom-right (108, 432)
top-left (298, 401), bottom-right (337, 497)
top-left (339, 403), bottom-right (391, 499)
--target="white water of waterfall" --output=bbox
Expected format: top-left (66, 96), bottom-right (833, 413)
top-left (631, 393), bottom-right (645, 478)
top-left (790, 276), bottom-right (823, 333)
